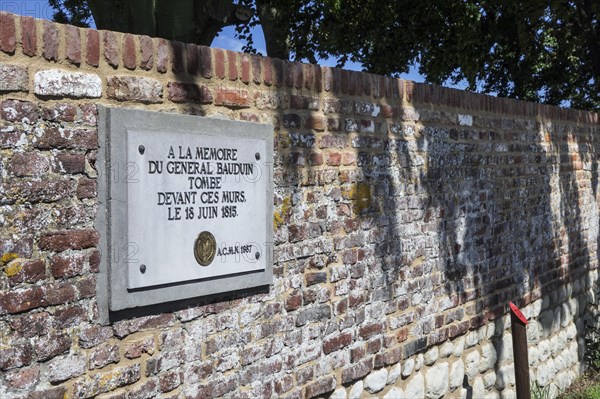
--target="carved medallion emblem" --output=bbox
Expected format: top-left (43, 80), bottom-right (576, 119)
top-left (194, 231), bottom-right (216, 266)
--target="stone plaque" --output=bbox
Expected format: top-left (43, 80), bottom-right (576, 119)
top-left (97, 107), bottom-right (273, 314)
top-left (127, 129), bottom-right (268, 289)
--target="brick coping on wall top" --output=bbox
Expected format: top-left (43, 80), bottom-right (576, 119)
top-left (0, 10), bottom-right (599, 125)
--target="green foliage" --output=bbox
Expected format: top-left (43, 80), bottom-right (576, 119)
top-left (532, 380), bottom-right (553, 399)
top-left (49, 0), bottom-right (600, 111)
top-left (586, 332), bottom-right (600, 372)
top-left (48, 0), bottom-right (92, 27)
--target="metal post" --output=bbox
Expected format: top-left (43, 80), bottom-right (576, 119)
top-left (510, 302), bottom-right (531, 399)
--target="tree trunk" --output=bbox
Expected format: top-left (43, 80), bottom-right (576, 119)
top-left (87, 0), bottom-right (252, 47)
top-left (256, 0), bottom-right (290, 60)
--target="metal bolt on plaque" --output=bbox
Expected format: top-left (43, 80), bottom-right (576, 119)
top-left (194, 231), bottom-right (216, 266)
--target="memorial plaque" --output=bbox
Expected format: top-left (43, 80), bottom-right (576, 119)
top-left (97, 107), bottom-right (273, 314)
top-left (127, 129), bottom-right (268, 288)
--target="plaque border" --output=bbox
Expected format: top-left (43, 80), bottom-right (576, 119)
top-left (96, 107), bottom-right (274, 321)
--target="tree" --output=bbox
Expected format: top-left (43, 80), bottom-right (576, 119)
top-left (50, 0), bottom-right (600, 111)
top-left (49, 0), bottom-right (252, 46)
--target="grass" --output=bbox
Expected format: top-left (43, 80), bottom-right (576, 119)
top-left (557, 371), bottom-right (600, 399)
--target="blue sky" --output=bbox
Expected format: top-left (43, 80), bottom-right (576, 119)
top-left (0, 0), bottom-right (426, 82)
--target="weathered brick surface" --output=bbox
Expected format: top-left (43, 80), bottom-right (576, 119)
top-left (86, 29), bottom-right (100, 67)
top-left (20, 16), bottom-right (37, 56)
top-left (0, 11), bottom-right (598, 399)
top-left (107, 76), bottom-right (163, 103)
top-left (65, 25), bottom-right (81, 64)
top-left (34, 69), bottom-right (102, 98)
top-left (0, 12), bottom-right (16, 53)
top-left (42, 20), bottom-right (58, 61)
top-left (0, 63), bottom-right (28, 92)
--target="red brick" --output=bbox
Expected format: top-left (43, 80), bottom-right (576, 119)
top-left (306, 116), bottom-right (325, 131)
top-left (308, 152), bottom-right (323, 166)
top-left (167, 82), bottom-right (212, 103)
top-left (366, 337), bottom-right (382, 354)
top-left (42, 103), bottom-right (77, 122)
top-left (263, 57), bottom-right (273, 86)
top-left (241, 54), bottom-right (251, 83)
top-left (294, 62), bottom-right (303, 89)
top-left (363, 73), bottom-right (371, 95)
top-left (186, 43), bottom-right (198, 75)
top-left (124, 337), bottom-right (155, 359)
top-left (10, 312), bottom-right (49, 338)
top-left (214, 48), bottom-right (225, 78)
top-left (306, 375), bottom-right (336, 398)
top-left (227, 50), bottom-right (238, 80)
top-left (8, 259), bottom-right (45, 285)
top-left (282, 60), bottom-right (293, 88)
top-left (157, 39), bottom-right (169, 73)
top-left (104, 31), bottom-right (119, 67)
top-left (285, 291), bottom-right (303, 311)
top-left (199, 45), bottom-right (212, 78)
top-left (90, 343), bottom-right (120, 369)
top-left (381, 104), bottom-right (394, 118)
top-left (359, 321), bottom-right (385, 339)
top-left (0, 12), bottom-right (16, 53)
top-left (159, 370), bottom-right (181, 392)
top-left (327, 152), bottom-right (342, 166)
top-left (34, 127), bottom-right (97, 150)
top-left (65, 25), bottom-right (81, 64)
top-left (323, 331), bottom-right (352, 354)
top-left (341, 358), bottom-right (373, 384)
top-left (215, 88), bottom-right (251, 108)
top-left (4, 365), bottom-right (39, 389)
top-left (0, 343), bottom-right (32, 370)
top-left (355, 72), bottom-right (364, 94)
top-left (89, 250), bottom-right (100, 273)
top-left (250, 55), bottom-right (261, 84)
top-left (123, 34), bottom-right (136, 70)
top-left (54, 305), bottom-right (87, 328)
top-left (21, 16), bottom-right (37, 56)
top-left (42, 20), bottom-right (58, 61)
top-left (39, 229), bottom-right (99, 252)
top-left (314, 65), bottom-right (322, 92)
top-left (374, 347), bottom-right (402, 368)
top-left (348, 71), bottom-right (357, 95)
top-left (0, 286), bottom-right (46, 315)
top-left (342, 152), bottom-right (356, 165)
top-left (302, 64), bottom-right (313, 90)
top-left (35, 333), bottom-right (71, 361)
top-left (273, 58), bottom-right (284, 87)
top-left (45, 281), bottom-right (76, 305)
top-left (54, 153), bottom-right (85, 174)
top-left (140, 35), bottom-right (153, 70)
top-left (76, 178), bottom-right (97, 199)
top-left (76, 276), bottom-right (96, 298)
top-left (78, 325), bottom-right (113, 349)
top-left (323, 66), bottom-right (333, 92)
top-left (113, 314), bottom-right (176, 338)
top-left (50, 252), bottom-right (85, 278)
top-left (341, 69), bottom-right (349, 94)
top-left (86, 29), bottom-right (100, 67)
top-left (8, 152), bottom-right (49, 177)
top-left (171, 41), bottom-right (184, 73)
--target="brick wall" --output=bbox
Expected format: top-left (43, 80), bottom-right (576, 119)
top-left (0, 11), bottom-right (599, 398)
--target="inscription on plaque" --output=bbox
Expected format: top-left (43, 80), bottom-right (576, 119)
top-left (127, 130), bottom-right (269, 289)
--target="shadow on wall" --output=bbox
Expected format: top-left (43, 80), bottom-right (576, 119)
top-left (111, 38), bottom-right (598, 394)
top-left (393, 86), bottom-right (598, 391)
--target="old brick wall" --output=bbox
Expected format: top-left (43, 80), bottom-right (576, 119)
top-left (1, 11), bottom-right (599, 398)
